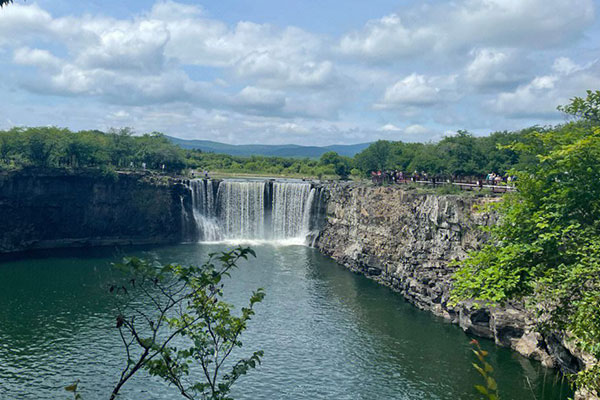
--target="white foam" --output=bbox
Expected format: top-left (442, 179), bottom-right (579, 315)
top-left (200, 237), bottom-right (308, 247)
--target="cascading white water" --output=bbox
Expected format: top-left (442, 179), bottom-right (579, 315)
top-left (184, 179), bottom-right (323, 244)
top-left (188, 179), bottom-right (221, 241)
top-left (272, 182), bottom-right (313, 240)
top-left (302, 188), bottom-right (316, 236)
top-left (217, 181), bottom-right (266, 240)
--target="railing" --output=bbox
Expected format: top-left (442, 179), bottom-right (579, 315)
top-left (374, 178), bottom-right (516, 193)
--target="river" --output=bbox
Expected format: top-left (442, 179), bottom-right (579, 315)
top-left (0, 243), bottom-right (571, 399)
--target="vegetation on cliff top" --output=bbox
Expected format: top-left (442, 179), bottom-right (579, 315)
top-left (452, 90), bottom-right (600, 395)
top-left (0, 123), bottom-right (567, 181)
top-left (0, 127), bottom-right (342, 178)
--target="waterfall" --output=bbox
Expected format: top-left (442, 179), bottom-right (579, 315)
top-left (183, 179), bottom-right (325, 244)
top-left (217, 181), bottom-right (266, 240)
top-left (272, 182), bottom-right (313, 239)
top-left (188, 179), bottom-right (221, 241)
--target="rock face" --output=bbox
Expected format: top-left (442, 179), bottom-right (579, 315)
top-left (0, 169), bottom-right (189, 253)
top-left (315, 183), bottom-right (582, 373)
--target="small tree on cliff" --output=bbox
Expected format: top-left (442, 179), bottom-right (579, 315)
top-left (452, 91), bottom-right (600, 394)
top-left (107, 247), bottom-right (265, 399)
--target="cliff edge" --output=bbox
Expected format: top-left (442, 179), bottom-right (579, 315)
top-left (315, 183), bottom-right (584, 376)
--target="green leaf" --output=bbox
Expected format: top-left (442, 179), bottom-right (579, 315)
top-left (484, 362), bottom-right (494, 373)
top-left (475, 385), bottom-right (489, 396)
top-left (487, 377), bottom-right (497, 391)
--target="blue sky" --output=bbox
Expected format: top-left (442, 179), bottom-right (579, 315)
top-left (1, 0), bottom-right (599, 145)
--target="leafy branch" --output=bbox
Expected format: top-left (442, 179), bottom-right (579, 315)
top-left (108, 247), bottom-right (264, 400)
top-left (470, 339), bottom-right (500, 400)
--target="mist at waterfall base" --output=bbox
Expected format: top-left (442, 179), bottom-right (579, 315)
top-left (182, 179), bottom-right (326, 246)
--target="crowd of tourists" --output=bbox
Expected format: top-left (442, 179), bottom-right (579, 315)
top-left (485, 172), bottom-right (517, 185)
top-left (370, 170), bottom-right (516, 187)
top-left (371, 170), bottom-right (447, 184)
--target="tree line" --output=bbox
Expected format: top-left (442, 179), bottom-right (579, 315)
top-left (0, 127), bottom-right (187, 172)
top-left (0, 127), bottom-right (341, 177)
top-left (350, 128), bottom-right (543, 179)
top-left (0, 124), bottom-right (561, 180)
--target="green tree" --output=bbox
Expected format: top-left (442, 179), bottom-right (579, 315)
top-left (134, 132), bottom-right (187, 171)
top-left (26, 127), bottom-right (66, 167)
top-left (558, 89), bottom-right (600, 124)
top-left (109, 247), bottom-right (265, 400)
top-left (477, 131), bottom-right (524, 176)
top-left (452, 96), bottom-right (600, 394)
top-left (437, 130), bottom-right (485, 176)
top-left (406, 143), bottom-right (444, 175)
top-left (64, 130), bottom-right (110, 168)
top-left (354, 140), bottom-right (391, 174)
top-left (107, 128), bottom-right (136, 168)
top-left (319, 151), bottom-right (352, 179)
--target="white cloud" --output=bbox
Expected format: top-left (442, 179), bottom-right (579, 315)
top-left (13, 47), bottom-right (62, 70)
top-left (404, 124), bottom-right (430, 135)
top-left (338, 0), bottom-right (595, 61)
top-left (552, 57), bottom-right (580, 75)
top-left (75, 19), bottom-right (170, 73)
top-left (108, 110), bottom-right (131, 120)
top-left (376, 73), bottom-right (457, 109)
top-left (378, 74), bottom-right (440, 107)
top-left (379, 123), bottom-right (402, 131)
top-left (448, 0), bottom-right (594, 48)
top-left (150, 0), bottom-right (204, 20)
top-left (489, 58), bottom-right (600, 118)
top-left (339, 14), bottom-right (434, 60)
top-left (234, 52), bottom-right (337, 88)
top-left (236, 86), bottom-right (285, 109)
top-left (0, 3), bottom-right (53, 45)
top-left (1, 2), bottom-right (344, 121)
top-left (152, 6), bottom-right (322, 70)
top-left (465, 48), bottom-right (530, 89)
top-left (278, 122), bottom-right (309, 134)
top-left (377, 123), bottom-right (433, 138)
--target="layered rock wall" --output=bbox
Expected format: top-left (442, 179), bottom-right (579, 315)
top-left (315, 183), bottom-right (582, 373)
top-left (0, 169), bottom-right (189, 253)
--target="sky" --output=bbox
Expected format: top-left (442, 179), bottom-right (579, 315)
top-left (0, 0), bottom-right (599, 145)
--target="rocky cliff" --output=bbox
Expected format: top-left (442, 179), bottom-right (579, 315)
top-left (0, 169), bottom-right (189, 253)
top-left (315, 183), bottom-right (583, 375)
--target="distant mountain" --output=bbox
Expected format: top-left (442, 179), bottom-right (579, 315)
top-left (166, 136), bottom-right (371, 158)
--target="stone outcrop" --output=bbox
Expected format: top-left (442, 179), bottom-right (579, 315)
top-left (0, 169), bottom-right (189, 253)
top-left (315, 183), bottom-right (583, 374)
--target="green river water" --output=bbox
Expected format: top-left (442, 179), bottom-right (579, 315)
top-left (0, 243), bottom-right (571, 399)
